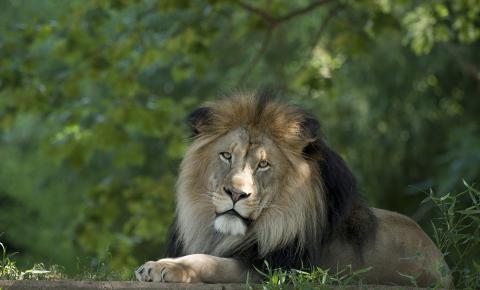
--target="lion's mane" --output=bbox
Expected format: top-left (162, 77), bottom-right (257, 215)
top-left (165, 91), bottom-right (376, 269)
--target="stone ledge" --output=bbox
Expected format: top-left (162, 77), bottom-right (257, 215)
top-left (0, 280), bottom-right (420, 290)
top-left (0, 281), bottom-right (242, 290)
top-left (0, 281), bottom-right (246, 290)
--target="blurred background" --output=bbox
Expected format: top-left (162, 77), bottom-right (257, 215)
top-left (0, 0), bottom-right (479, 279)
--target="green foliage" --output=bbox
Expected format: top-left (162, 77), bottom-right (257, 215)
top-left (425, 182), bottom-right (480, 289)
top-left (72, 251), bottom-right (133, 281)
top-left (0, 0), bottom-right (479, 286)
top-left (0, 241), bottom-right (19, 280)
top-left (0, 241), bottom-right (65, 280)
top-left (0, 239), bottom-right (133, 281)
top-left (0, 115), bottom-right (85, 269)
top-left (255, 262), bottom-right (372, 290)
top-left (402, 0), bottom-right (480, 54)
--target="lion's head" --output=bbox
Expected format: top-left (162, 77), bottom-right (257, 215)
top-left (174, 91), bottom-right (357, 260)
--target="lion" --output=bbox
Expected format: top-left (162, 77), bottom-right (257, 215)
top-left (135, 91), bottom-right (452, 287)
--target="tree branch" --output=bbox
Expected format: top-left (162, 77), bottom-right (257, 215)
top-left (234, 0), bottom-right (277, 25)
top-left (234, 0), bottom-right (336, 27)
top-left (308, 4), bottom-right (342, 54)
top-left (277, 0), bottom-right (336, 22)
top-left (295, 4), bottom-right (343, 75)
top-left (238, 27), bottom-right (274, 84)
top-left (234, 0), bottom-right (339, 84)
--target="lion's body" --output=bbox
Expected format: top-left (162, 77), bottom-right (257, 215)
top-left (321, 208), bottom-right (450, 286)
top-left (135, 92), bottom-right (451, 287)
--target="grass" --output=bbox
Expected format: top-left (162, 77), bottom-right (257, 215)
top-left (0, 240), bottom-right (65, 280)
top-left (0, 241), bottom-right (130, 281)
top-left (424, 181), bottom-right (480, 289)
top-left (251, 262), bottom-right (373, 290)
top-left (71, 251), bottom-right (134, 281)
top-left (1, 183), bottom-right (479, 289)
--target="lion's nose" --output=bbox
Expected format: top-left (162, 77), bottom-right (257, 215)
top-left (224, 187), bottom-right (251, 203)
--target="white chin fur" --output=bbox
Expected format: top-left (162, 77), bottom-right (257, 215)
top-left (214, 215), bottom-right (247, 236)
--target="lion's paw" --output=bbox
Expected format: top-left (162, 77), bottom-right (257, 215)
top-left (135, 259), bottom-right (198, 283)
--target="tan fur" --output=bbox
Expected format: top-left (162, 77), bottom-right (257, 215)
top-left (176, 93), bottom-right (325, 257)
top-left (322, 209), bottom-right (452, 287)
top-left (135, 93), bottom-right (452, 287)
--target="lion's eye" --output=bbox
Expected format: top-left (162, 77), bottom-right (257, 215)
top-left (258, 160), bottom-right (270, 170)
top-left (219, 152), bottom-right (232, 161)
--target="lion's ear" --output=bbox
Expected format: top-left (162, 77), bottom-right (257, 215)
top-left (300, 115), bottom-right (321, 156)
top-left (187, 107), bottom-right (211, 136)
top-left (301, 115), bottom-right (320, 138)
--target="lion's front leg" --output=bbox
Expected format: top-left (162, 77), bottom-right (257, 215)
top-left (135, 254), bottom-right (256, 283)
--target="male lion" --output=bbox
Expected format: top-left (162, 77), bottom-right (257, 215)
top-left (135, 92), bottom-right (451, 287)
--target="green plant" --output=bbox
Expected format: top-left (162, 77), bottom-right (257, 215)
top-left (0, 240), bottom-right (64, 280)
top-left (255, 261), bottom-right (372, 290)
top-left (0, 241), bottom-right (20, 279)
top-left (73, 251), bottom-right (133, 281)
top-left (424, 181), bottom-right (480, 289)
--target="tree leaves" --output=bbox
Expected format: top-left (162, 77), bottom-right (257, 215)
top-left (0, 0), bottom-right (478, 277)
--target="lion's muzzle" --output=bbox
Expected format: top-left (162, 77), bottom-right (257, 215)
top-left (213, 188), bottom-right (254, 236)
top-left (216, 209), bottom-right (252, 226)
top-left (223, 187), bottom-right (251, 203)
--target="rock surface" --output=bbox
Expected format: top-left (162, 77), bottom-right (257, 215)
top-left (0, 280), bottom-right (421, 290)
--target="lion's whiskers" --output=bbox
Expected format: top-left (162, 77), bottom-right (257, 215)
top-left (207, 191), bottom-right (217, 198)
top-left (248, 203), bottom-right (285, 211)
top-left (207, 192), bottom-right (232, 203)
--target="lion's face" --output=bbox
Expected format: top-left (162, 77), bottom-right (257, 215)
top-left (176, 93), bottom-right (326, 255)
top-left (206, 127), bottom-right (286, 236)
